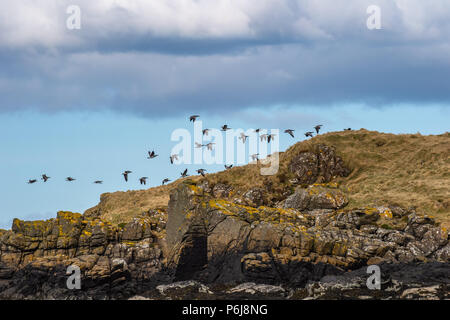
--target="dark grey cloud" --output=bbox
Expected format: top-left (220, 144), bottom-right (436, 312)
top-left (0, 0), bottom-right (450, 117)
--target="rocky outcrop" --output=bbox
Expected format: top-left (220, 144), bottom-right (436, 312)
top-left (0, 141), bottom-right (448, 300)
top-left (284, 184), bottom-right (348, 211)
top-left (289, 144), bottom-right (351, 185)
top-left (1, 179), bottom-right (448, 299)
top-left (0, 210), bottom-right (168, 299)
top-left (165, 182), bottom-right (449, 288)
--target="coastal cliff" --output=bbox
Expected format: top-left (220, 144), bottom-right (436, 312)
top-left (1, 131), bottom-right (449, 299)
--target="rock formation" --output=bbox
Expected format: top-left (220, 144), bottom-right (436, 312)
top-left (0, 142), bottom-right (448, 299)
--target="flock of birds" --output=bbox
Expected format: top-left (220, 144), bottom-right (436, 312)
top-left (27, 115), bottom-right (348, 186)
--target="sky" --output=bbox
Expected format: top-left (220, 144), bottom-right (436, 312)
top-left (0, 0), bottom-right (449, 229)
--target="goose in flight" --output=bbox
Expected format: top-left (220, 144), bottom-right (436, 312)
top-left (170, 154), bottom-right (179, 164)
top-left (93, 180), bottom-right (103, 184)
top-left (251, 153), bottom-right (260, 161)
top-left (224, 164), bottom-right (233, 170)
top-left (202, 129), bottom-right (210, 136)
top-left (205, 142), bottom-right (215, 151)
top-left (139, 177), bottom-right (148, 185)
top-left (180, 169), bottom-right (188, 178)
top-left (254, 128), bottom-right (261, 133)
top-left (221, 125), bottom-right (231, 131)
top-left (284, 129), bottom-right (295, 138)
top-left (260, 134), bottom-right (268, 142)
top-left (190, 115), bottom-right (200, 122)
top-left (147, 150), bottom-right (158, 159)
top-left (305, 131), bottom-right (314, 138)
top-left (41, 174), bottom-right (50, 182)
top-left (28, 179), bottom-right (37, 184)
top-left (239, 132), bottom-right (249, 143)
top-left (66, 177), bottom-right (76, 182)
top-left (314, 125), bottom-right (323, 134)
top-left (196, 169), bottom-right (207, 177)
top-left (122, 171), bottom-right (132, 182)
top-left (162, 178), bottom-right (170, 185)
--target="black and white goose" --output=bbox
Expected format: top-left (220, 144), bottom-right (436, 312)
top-left (122, 171), bottom-right (132, 182)
top-left (239, 132), bottom-right (249, 143)
top-left (147, 150), bottom-right (158, 159)
top-left (170, 154), bottom-right (179, 164)
top-left (196, 169), bottom-right (207, 177)
top-left (284, 129), bottom-right (295, 138)
top-left (190, 115), bottom-right (200, 122)
top-left (205, 142), bottom-right (215, 151)
top-left (314, 125), bottom-right (323, 134)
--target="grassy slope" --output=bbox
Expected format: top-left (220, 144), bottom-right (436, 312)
top-left (84, 130), bottom-right (450, 228)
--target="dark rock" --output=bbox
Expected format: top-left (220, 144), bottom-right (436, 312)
top-left (289, 144), bottom-right (350, 185)
top-left (284, 185), bottom-right (348, 211)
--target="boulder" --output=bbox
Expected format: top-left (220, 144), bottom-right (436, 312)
top-left (289, 144), bottom-right (350, 185)
top-left (284, 185), bottom-right (348, 211)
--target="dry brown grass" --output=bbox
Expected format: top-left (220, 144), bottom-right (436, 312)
top-left (85, 129), bottom-right (450, 228)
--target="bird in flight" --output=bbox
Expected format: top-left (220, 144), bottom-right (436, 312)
top-left (267, 134), bottom-right (276, 143)
top-left (147, 150), bottom-right (158, 159)
top-left (314, 125), bottom-right (323, 134)
top-left (284, 129), bottom-right (295, 138)
top-left (260, 134), bottom-right (268, 142)
top-left (239, 132), bottom-right (249, 143)
top-left (205, 142), bottom-right (215, 151)
top-left (94, 180), bottom-right (103, 184)
top-left (344, 128), bottom-right (352, 131)
top-left (195, 142), bottom-right (204, 148)
top-left (180, 169), bottom-right (188, 178)
top-left (28, 179), bottom-right (37, 184)
top-left (224, 164), bottom-right (233, 170)
top-left (162, 178), bottom-right (170, 185)
top-left (122, 171), bottom-right (132, 182)
top-left (139, 177), bottom-right (148, 185)
top-left (221, 125), bottom-right (231, 131)
top-left (251, 153), bottom-right (260, 161)
top-left (254, 128), bottom-right (261, 133)
top-left (305, 131), bottom-right (314, 138)
top-left (190, 115), bottom-right (200, 122)
top-left (196, 169), bottom-right (207, 177)
top-left (202, 129), bottom-right (210, 136)
top-left (41, 174), bottom-right (50, 182)
top-left (66, 177), bottom-right (76, 182)
top-left (170, 154), bottom-right (179, 164)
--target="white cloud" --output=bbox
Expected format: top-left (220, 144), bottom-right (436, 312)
top-left (1, 0), bottom-right (450, 51)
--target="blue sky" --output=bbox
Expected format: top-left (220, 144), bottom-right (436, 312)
top-left (0, 1), bottom-right (449, 228)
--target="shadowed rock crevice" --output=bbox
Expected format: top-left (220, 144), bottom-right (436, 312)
top-left (174, 228), bottom-right (208, 281)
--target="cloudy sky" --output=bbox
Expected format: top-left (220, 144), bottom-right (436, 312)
top-left (0, 0), bottom-right (449, 228)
